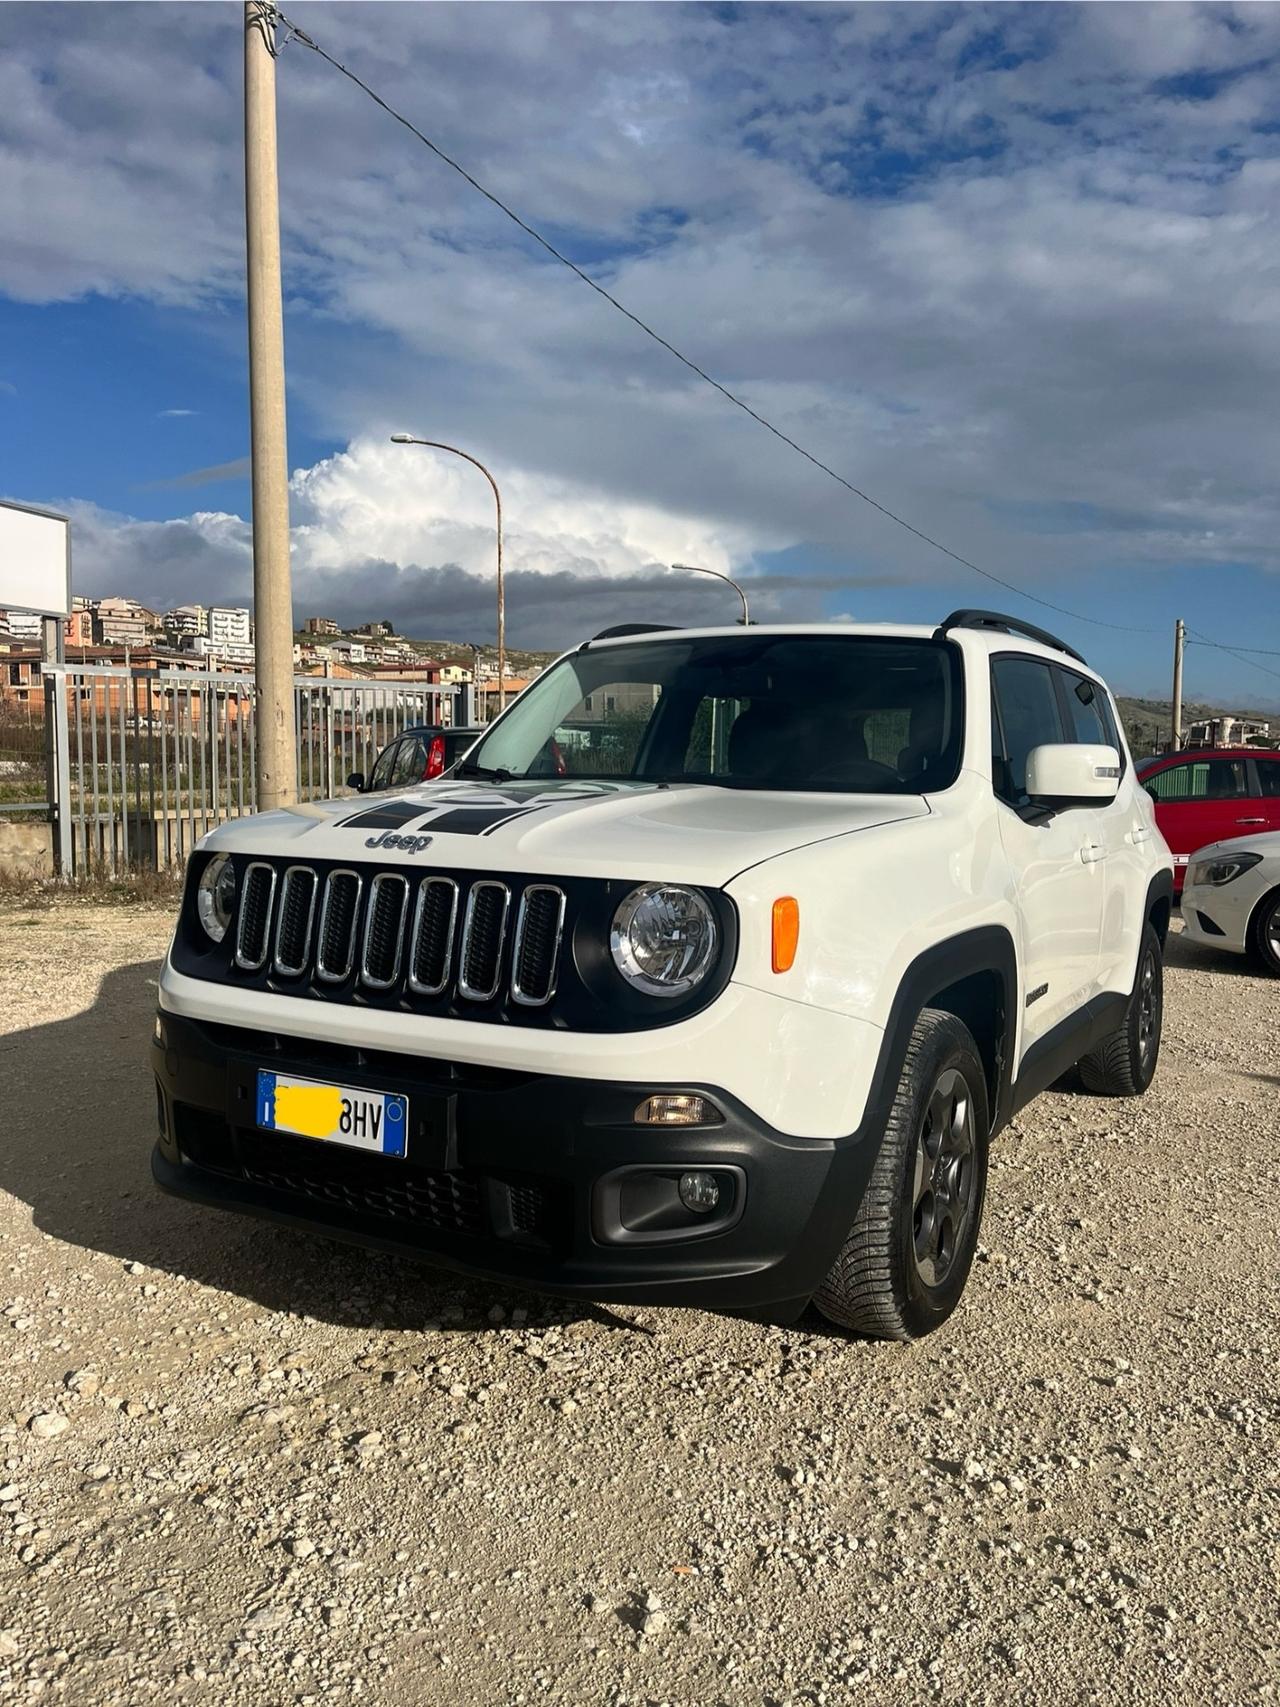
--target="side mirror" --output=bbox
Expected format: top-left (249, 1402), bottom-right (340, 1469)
top-left (346, 771), bottom-right (366, 793)
top-left (1025, 743), bottom-right (1121, 804)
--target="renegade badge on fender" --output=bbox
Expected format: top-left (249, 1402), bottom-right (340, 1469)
top-left (151, 613), bottom-right (1174, 1340)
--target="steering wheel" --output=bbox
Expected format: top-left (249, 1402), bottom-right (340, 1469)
top-left (804, 756), bottom-right (900, 788)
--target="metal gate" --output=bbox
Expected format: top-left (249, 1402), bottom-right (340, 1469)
top-left (42, 664), bottom-right (458, 873)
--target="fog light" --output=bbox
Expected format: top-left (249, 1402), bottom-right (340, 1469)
top-left (678, 1171), bottom-right (721, 1214)
top-left (634, 1094), bottom-right (721, 1127)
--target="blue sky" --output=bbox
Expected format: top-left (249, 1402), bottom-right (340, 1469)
top-left (2, 1), bottom-right (1279, 706)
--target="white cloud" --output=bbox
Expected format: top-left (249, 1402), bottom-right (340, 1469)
top-left (4, 0), bottom-right (1280, 635)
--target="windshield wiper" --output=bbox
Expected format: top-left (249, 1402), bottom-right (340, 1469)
top-left (455, 761), bottom-right (515, 782)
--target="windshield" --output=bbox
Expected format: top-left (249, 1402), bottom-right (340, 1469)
top-left (462, 634), bottom-right (964, 794)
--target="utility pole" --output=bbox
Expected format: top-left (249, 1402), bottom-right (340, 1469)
top-left (244, 0), bottom-right (297, 809)
top-left (1171, 617), bottom-right (1185, 751)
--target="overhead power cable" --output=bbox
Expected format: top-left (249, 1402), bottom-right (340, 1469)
top-left (267, 4), bottom-right (1157, 638)
top-left (1186, 626), bottom-right (1280, 685)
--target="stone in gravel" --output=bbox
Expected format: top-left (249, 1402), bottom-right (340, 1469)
top-left (586, 1594), bottom-right (609, 1615)
top-left (642, 1610), bottom-right (667, 1636)
top-left (83, 1464), bottom-right (110, 1482)
top-left (64, 1370), bottom-right (99, 1396)
top-left (286, 1536), bottom-right (316, 1559)
top-left (28, 1413), bottom-right (68, 1440)
top-left (0, 1631), bottom-right (18, 1659)
top-left (244, 1604), bottom-right (288, 1633)
top-left (126, 1262), bottom-right (146, 1276)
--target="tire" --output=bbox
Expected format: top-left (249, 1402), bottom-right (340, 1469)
top-left (1246, 889), bottom-right (1280, 975)
top-left (1078, 923), bottom-right (1163, 1096)
top-left (814, 1009), bottom-right (990, 1342)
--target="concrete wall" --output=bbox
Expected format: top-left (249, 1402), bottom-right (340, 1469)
top-left (0, 820), bottom-right (53, 879)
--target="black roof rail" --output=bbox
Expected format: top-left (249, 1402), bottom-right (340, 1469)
top-left (588, 623), bottom-right (682, 642)
top-left (934, 608), bottom-right (1087, 666)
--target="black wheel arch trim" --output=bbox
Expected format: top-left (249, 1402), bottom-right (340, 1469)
top-left (853, 925), bottom-right (1018, 1147)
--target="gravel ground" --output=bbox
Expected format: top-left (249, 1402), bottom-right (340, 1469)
top-left (0, 902), bottom-right (1277, 1706)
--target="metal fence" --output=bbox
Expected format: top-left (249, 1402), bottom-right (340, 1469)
top-left (42, 663), bottom-right (458, 873)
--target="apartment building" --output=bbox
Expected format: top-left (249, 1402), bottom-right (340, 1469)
top-left (208, 606), bottom-right (252, 649)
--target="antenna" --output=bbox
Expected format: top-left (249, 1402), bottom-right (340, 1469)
top-left (671, 563), bottom-right (750, 625)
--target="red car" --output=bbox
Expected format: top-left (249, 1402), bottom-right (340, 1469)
top-left (1136, 747), bottom-right (1280, 890)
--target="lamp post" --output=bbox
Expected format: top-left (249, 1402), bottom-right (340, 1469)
top-left (390, 435), bottom-right (506, 712)
top-left (671, 562), bottom-right (750, 625)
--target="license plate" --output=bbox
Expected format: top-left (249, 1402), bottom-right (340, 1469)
top-left (256, 1070), bottom-right (407, 1157)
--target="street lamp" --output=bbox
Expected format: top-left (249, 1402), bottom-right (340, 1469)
top-left (671, 562), bottom-right (750, 625)
top-left (390, 434), bottom-right (507, 712)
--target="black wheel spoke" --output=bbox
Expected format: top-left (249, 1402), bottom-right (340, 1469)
top-left (910, 1066), bottom-right (978, 1291)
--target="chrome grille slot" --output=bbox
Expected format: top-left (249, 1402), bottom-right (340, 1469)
top-left (361, 873), bottom-right (410, 989)
top-left (235, 862), bottom-right (277, 971)
top-left (315, 870), bottom-right (362, 983)
top-left (408, 877), bottom-right (459, 996)
top-left (273, 865), bottom-right (318, 976)
top-left (458, 881), bottom-right (510, 1001)
top-left (511, 884), bottom-right (566, 1007)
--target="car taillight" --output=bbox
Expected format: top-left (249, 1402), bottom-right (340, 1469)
top-left (423, 735), bottom-right (446, 779)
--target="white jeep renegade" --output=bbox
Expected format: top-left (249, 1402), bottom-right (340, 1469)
top-left (152, 610), bottom-right (1174, 1340)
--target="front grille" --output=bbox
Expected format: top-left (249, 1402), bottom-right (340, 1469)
top-left (512, 885), bottom-right (566, 1007)
top-left (229, 861), bottom-right (565, 1017)
top-left (169, 1111), bottom-right (572, 1249)
top-left (316, 870), bottom-right (362, 982)
top-left (274, 866), bottom-right (318, 976)
top-left (244, 1156), bottom-right (486, 1237)
top-left (236, 862), bottom-right (277, 970)
top-left (361, 874), bottom-right (410, 988)
top-left (409, 878), bottom-right (458, 995)
top-left (459, 882), bottom-right (511, 1002)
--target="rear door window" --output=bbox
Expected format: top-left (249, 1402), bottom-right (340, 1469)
top-left (1142, 759), bottom-right (1248, 802)
top-left (391, 737), bottom-right (427, 786)
top-left (367, 740), bottom-right (400, 791)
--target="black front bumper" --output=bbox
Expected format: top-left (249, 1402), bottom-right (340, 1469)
top-left (150, 1010), bottom-right (881, 1319)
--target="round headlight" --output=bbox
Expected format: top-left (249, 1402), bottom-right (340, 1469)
top-left (196, 854), bottom-right (237, 943)
top-left (610, 883), bottom-right (719, 998)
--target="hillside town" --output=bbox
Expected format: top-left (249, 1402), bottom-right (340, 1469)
top-left (0, 594), bottom-right (541, 721)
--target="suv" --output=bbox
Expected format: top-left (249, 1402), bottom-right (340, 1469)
top-left (151, 611), bottom-right (1173, 1341)
top-left (1136, 747), bottom-right (1280, 890)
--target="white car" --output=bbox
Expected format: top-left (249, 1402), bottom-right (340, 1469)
top-left (1180, 832), bottom-right (1280, 973)
top-left (151, 611), bottom-right (1173, 1341)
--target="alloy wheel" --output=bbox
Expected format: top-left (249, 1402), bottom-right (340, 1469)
top-left (910, 1067), bottom-right (976, 1289)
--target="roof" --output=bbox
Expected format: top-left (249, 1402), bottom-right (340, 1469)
top-left (1138, 746), bottom-right (1279, 767)
top-left (577, 620), bottom-right (1101, 674)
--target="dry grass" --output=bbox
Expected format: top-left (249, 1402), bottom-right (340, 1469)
top-left (0, 866), bottom-right (184, 912)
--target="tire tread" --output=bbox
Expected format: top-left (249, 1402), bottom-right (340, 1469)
top-left (814, 1009), bottom-right (986, 1342)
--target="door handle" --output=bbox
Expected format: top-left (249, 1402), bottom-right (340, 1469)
top-left (1127, 825), bottom-right (1152, 844)
top-left (1236, 817), bottom-right (1266, 825)
top-left (1080, 842), bottom-right (1105, 864)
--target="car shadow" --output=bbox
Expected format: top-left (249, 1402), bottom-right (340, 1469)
top-left (0, 959), bottom-right (648, 1337)
top-left (1163, 927), bottom-right (1261, 979)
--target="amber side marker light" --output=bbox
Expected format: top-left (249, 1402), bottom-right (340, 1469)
top-left (772, 896), bottom-right (800, 973)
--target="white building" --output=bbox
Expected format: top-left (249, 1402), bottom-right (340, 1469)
top-left (209, 606), bottom-right (251, 648)
top-left (0, 609), bottom-right (42, 640)
top-left (182, 635), bottom-right (255, 667)
top-left (164, 604), bottom-right (209, 636)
